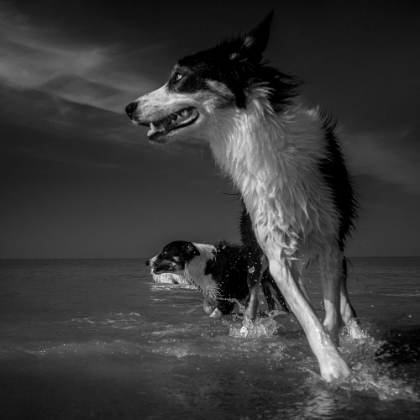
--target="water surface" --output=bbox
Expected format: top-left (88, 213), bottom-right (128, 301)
top-left (1, 258), bottom-right (419, 419)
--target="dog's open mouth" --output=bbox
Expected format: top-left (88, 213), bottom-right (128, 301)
top-left (146, 107), bottom-right (199, 141)
top-left (152, 266), bottom-right (174, 275)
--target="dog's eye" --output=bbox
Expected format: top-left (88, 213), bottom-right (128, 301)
top-left (174, 72), bottom-right (183, 82)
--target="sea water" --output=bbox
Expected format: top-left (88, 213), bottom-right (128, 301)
top-left (0, 257), bottom-right (419, 419)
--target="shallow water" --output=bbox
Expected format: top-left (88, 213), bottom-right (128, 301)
top-left (0, 258), bottom-right (420, 419)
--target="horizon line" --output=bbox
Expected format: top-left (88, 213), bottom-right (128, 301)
top-left (1, 255), bottom-right (420, 261)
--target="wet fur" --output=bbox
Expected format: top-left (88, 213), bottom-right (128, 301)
top-left (127, 13), bottom-right (360, 381)
top-left (146, 240), bottom-right (288, 316)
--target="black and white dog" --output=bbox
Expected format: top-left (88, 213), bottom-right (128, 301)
top-left (146, 239), bottom-right (288, 317)
top-left (127, 12), bottom-right (360, 381)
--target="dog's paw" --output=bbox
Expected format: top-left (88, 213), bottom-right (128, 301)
top-left (209, 308), bottom-right (223, 318)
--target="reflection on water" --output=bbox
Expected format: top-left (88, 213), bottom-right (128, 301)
top-left (0, 258), bottom-right (419, 419)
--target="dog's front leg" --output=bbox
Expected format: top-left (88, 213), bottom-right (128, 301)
top-left (319, 248), bottom-right (346, 345)
top-left (269, 256), bottom-right (351, 382)
top-left (261, 271), bottom-right (276, 311)
top-left (243, 253), bottom-right (266, 320)
top-left (261, 269), bottom-right (289, 312)
top-left (339, 257), bottom-right (362, 337)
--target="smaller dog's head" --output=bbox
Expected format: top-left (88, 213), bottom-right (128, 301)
top-left (145, 241), bottom-right (200, 275)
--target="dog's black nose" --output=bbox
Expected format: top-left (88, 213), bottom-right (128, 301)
top-left (145, 259), bottom-right (150, 267)
top-left (125, 102), bottom-right (138, 118)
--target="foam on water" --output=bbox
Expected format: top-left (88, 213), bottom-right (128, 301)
top-left (150, 283), bottom-right (197, 291)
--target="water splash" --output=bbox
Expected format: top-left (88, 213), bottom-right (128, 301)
top-left (336, 369), bottom-right (420, 402)
top-left (228, 310), bottom-right (292, 338)
top-left (316, 324), bottom-right (420, 402)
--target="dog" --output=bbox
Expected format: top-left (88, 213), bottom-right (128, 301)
top-left (126, 12), bottom-right (360, 381)
top-left (146, 240), bottom-right (289, 317)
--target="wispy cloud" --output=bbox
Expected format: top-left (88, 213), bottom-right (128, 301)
top-left (344, 126), bottom-right (420, 195)
top-left (2, 5), bottom-right (418, 193)
top-left (0, 8), bottom-right (159, 114)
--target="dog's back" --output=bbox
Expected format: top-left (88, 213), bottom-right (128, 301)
top-left (206, 240), bottom-right (249, 300)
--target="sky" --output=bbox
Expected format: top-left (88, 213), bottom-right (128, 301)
top-left (0, 0), bottom-right (419, 259)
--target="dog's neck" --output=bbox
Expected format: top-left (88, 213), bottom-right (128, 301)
top-left (183, 243), bottom-right (219, 301)
top-left (208, 93), bottom-right (338, 256)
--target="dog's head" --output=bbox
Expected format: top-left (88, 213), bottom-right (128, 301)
top-left (126, 12), bottom-right (296, 144)
top-left (145, 240), bottom-right (200, 275)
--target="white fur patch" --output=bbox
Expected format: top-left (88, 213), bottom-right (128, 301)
top-left (207, 92), bottom-right (339, 258)
top-left (183, 243), bottom-right (219, 301)
top-left (206, 80), bottom-right (235, 102)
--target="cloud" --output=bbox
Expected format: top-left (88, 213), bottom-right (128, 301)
top-left (343, 125), bottom-right (420, 195)
top-left (0, 7), bottom-right (159, 114)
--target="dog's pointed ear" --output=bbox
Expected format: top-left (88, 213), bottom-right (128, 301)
top-left (231, 11), bottom-right (273, 64)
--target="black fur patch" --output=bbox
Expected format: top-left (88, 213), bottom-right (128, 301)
top-left (159, 240), bottom-right (200, 266)
top-left (174, 12), bottom-right (299, 110)
top-left (318, 114), bottom-right (358, 251)
top-left (239, 200), bottom-right (261, 257)
top-left (204, 240), bottom-right (249, 305)
top-left (167, 66), bottom-right (211, 96)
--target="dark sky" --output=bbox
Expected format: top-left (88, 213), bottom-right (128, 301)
top-left (1, 0), bottom-right (419, 258)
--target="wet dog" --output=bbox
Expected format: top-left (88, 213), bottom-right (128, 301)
top-left (127, 13), bottom-right (360, 381)
top-left (146, 240), bottom-right (288, 317)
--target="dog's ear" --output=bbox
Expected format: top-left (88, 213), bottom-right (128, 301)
top-left (231, 11), bottom-right (273, 64)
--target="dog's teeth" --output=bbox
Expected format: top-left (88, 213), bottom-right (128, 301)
top-left (147, 108), bottom-right (198, 138)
